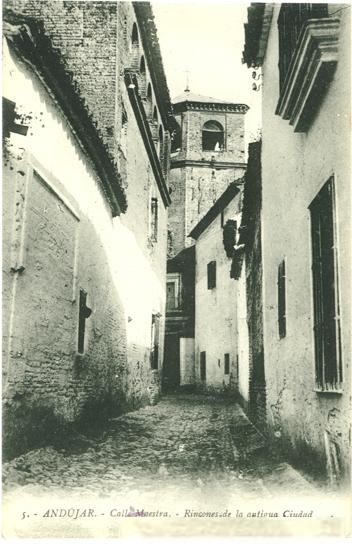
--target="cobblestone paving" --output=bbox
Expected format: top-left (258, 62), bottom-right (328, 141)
top-left (5, 394), bottom-right (346, 538)
top-left (3, 393), bottom-right (315, 500)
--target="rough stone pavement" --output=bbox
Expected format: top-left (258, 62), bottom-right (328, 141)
top-left (3, 393), bottom-right (346, 538)
top-left (3, 393), bottom-right (316, 498)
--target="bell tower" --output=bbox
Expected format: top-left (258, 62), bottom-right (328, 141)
top-left (168, 91), bottom-right (249, 257)
top-left (163, 91), bottom-right (248, 391)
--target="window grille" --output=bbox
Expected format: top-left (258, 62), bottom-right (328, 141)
top-left (309, 177), bottom-right (342, 390)
top-left (278, 259), bottom-right (286, 338)
top-left (207, 261), bottom-right (216, 289)
top-left (278, 3), bottom-right (329, 91)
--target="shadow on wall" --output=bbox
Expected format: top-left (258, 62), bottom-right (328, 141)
top-left (3, 208), bottom-right (130, 461)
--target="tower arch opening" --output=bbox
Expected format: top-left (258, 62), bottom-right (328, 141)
top-left (202, 120), bottom-right (224, 151)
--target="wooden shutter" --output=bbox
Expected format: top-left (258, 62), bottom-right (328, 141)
top-left (310, 177), bottom-right (341, 389)
top-left (207, 261), bottom-right (216, 289)
top-left (278, 259), bottom-right (286, 338)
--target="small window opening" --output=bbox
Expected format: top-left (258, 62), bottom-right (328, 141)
top-left (224, 353), bottom-right (230, 375)
top-left (78, 289), bottom-right (92, 354)
top-left (200, 351), bottom-right (206, 382)
top-left (150, 197), bottom-right (158, 242)
top-left (150, 313), bottom-right (160, 369)
top-left (207, 261), bottom-right (216, 289)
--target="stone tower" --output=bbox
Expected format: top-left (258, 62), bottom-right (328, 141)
top-left (163, 91), bottom-right (249, 391)
top-left (168, 91), bottom-right (249, 257)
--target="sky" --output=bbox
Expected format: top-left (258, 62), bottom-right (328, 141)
top-left (152, 1), bottom-right (261, 140)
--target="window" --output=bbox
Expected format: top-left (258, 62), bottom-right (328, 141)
top-left (224, 353), bottom-right (230, 375)
top-left (120, 107), bottom-right (128, 157)
top-left (221, 210), bottom-right (225, 228)
top-left (309, 177), bottom-right (342, 390)
top-left (166, 274), bottom-right (181, 311)
top-left (207, 261), bottom-right (216, 289)
top-left (202, 120), bottom-right (224, 151)
top-left (278, 259), bottom-right (286, 339)
top-left (200, 351), bottom-right (206, 381)
top-left (150, 197), bottom-right (158, 242)
top-left (278, 4), bottom-right (329, 92)
top-left (150, 313), bottom-right (160, 370)
top-left (78, 289), bottom-right (92, 354)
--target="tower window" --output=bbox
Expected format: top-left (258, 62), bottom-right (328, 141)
top-left (202, 120), bottom-right (224, 151)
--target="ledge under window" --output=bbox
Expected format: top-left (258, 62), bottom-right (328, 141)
top-left (314, 388), bottom-right (343, 396)
top-left (276, 18), bottom-right (340, 132)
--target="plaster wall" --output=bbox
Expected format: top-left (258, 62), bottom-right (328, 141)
top-left (194, 197), bottom-right (241, 391)
top-left (261, 5), bottom-right (351, 474)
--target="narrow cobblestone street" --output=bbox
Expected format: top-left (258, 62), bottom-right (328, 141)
top-left (4, 393), bottom-right (344, 538)
top-left (3, 393), bottom-right (314, 497)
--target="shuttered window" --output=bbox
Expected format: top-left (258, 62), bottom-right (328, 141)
top-left (207, 261), bottom-right (216, 289)
top-left (278, 259), bottom-right (286, 338)
top-left (200, 351), bottom-right (206, 382)
top-left (309, 177), bottom-right (342, 390)
top-left (150, 197), bottom-right (158, 242)
top-left (224, 353), bottom-right (230, 375)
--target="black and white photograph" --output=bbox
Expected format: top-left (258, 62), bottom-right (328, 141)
top-left (2, 0), bottom-right (351, 538)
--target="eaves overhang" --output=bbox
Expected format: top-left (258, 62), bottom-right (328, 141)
top-left (125, 70), bottom-right (171, 208)
top-left (242, 3), bottom-right (274, 67)
top-left (3, 12), bottom-right (127, 217)
top-left (133, 2), bottom-right (173, 130)
top-left (173, 101), bottom-right (249, 115)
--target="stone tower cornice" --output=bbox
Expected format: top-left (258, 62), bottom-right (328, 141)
top-left (173, 101), bottom-right (249, 114)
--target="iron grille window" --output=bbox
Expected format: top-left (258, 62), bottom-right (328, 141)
top-left (309, 177), bottom-right (342, 390)
top-left (278, 259), bottom-right (286, 338)
top-left (207, 261), bottom-right (216, 289)
top-left (200, 351), bottom-right (206, 381)
top-left (278, 3), bottom-right (329, 91)
top-left (224, 353), bottom-right (230, 375)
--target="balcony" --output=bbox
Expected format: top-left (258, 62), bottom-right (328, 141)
top-left (276, 4), bottom-right (339, 132)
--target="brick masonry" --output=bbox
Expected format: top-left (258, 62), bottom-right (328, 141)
top-left (3, 2), bottom-right (170, 458)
